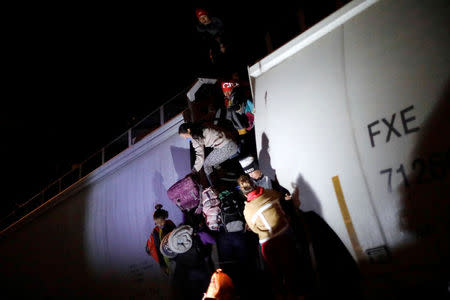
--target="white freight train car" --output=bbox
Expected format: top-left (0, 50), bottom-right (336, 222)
top-left (249, 0), bottom-right (449, 290)
top-left (0, 115), bottom-right (190, 299)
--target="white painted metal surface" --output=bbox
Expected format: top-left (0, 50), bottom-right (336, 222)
top-left (0, 115), bottom-right (191, 299)
top-left (249, 0), bottom-right (450, 260)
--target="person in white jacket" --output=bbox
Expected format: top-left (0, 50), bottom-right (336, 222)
top-left (179, 122), bottom-right (238, 186)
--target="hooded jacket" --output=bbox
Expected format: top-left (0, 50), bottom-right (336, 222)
top-left (243, 187), bottom-right (289, 244)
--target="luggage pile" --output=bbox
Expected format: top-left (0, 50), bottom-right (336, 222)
top-left (166, 173), bottom-right (246, 234)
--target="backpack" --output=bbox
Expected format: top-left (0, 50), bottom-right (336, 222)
top-left (218, 189), bottom-right (245, 232)
top-left (201, 187), bottom-right (222, 231)
top-left (167, 174), bottom-right (200, 211)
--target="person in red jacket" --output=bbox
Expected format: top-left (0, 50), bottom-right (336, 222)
top-left (146, 204), bottom-right (176, 275)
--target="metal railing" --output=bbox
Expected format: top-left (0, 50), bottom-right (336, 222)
top-left (0, 83), bottom-right (195, 231)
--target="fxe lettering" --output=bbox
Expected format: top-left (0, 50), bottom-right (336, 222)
top-left (367, 105), bottom-right (420, 147)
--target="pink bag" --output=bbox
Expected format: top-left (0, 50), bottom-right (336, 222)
top-left (201, 187), bottom-right (222, 231)
top-left (167, 175), bottom-right (200, 211)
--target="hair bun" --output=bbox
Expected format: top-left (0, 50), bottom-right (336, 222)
top-left (155, 204), bottom-right (163, 210)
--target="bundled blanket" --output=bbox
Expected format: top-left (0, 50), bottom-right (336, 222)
top-left (201, 187), bottom-right (222, 231)
top-left (160, 233), bottom-right (177, 258)
top-left (168, 225), bottom-right (194, 254)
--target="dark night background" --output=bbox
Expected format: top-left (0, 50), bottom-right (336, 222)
top-left (1, 1), bottom-right (346, 220)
